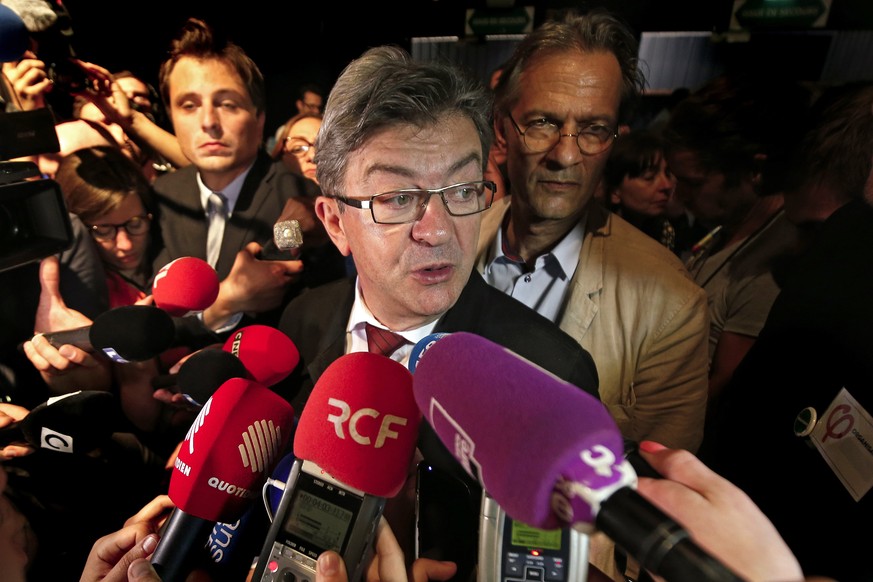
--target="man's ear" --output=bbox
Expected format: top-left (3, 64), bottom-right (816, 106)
top-left (752, 153), bottom-right (767, 185)
top-left (493, 113), bottom-right (508, 151)
top-left (609, 189), bottom-right (622, 205)
top-left (315, 196), bottom-right (351, 257)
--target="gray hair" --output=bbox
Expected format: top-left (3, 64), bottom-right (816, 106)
top-left (494, 9), bottom-right (645, 125)
top-left (315, 45), bottom-right (493, 197)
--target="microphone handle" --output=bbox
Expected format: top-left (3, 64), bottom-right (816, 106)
top-left (41, 326), bottom-right (93, 352)
top-left (595, 487), bottom-right (743, 582)
top-left (150, 507), bottom-right (215, 582)
top-left (258, 238), bottom-right (301, 260)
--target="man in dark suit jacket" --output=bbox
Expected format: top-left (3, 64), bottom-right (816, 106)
top-left (273, 45), bottom-right (599, 580)
top-left (151, 18), bottom-right (343, 336)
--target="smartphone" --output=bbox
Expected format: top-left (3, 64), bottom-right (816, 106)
top-left (252, 458), bottom-right (385, 582)
top-left (479, 491), bottom-right (589, 582)
top-left (415, 462), bottom-right (480, 582)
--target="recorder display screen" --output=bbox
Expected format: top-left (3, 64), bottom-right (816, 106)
top-left (510, 520), bottom-right (563, 551)
top-left (281, 473), bottom-right (363, 557)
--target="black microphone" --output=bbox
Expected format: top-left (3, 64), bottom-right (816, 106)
top-left (150, 348), bottom-right (250, 407)
top-left (36, 305), bottom-right (175, 363)
top-left (0, 390), bottom-right (119, 453)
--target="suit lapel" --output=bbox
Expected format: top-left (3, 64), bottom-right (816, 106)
top-left (215, 154), bottom-right (273, 275)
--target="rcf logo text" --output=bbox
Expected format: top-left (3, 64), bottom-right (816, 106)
top-left (327, 398), bottom-right (408, 448)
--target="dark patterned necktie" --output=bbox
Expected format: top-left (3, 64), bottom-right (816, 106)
top-left (365, 322), bottom-right (409, 357)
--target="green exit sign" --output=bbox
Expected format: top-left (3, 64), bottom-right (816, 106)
top-left (466, 6), bottom-right (534, 36)
top-left (730, 0), bottom-right (831, 29)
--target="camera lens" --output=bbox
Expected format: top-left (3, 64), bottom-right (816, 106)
top-left (47, 58), bottom-right (88, 94)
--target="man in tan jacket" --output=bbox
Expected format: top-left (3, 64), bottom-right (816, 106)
top-left (475, 11), bottom-right (710, 580)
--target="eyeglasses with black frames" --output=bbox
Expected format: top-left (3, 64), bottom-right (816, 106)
top-left (285, 137), bottom-right (314, 157)
top-left (87, 213), bottom-right (153, 241)
top-left (507, 112), bottom-right (617, 156)
top-left (334, 180), bottom-right (496, 225)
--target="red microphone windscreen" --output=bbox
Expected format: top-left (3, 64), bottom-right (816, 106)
top-left (293, 352), bottom-right (420, 497)
top-left (152, 257), bottom-right (220, 316)
top-left (222, 325), bottom-right (300, 386)
top-left (169, 378), bottom-right (295, 522)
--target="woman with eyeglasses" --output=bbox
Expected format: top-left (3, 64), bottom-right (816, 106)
top-left (270, 112), bottom-right (322, 184)
top-left (56, 145), bottom-right (158, 308)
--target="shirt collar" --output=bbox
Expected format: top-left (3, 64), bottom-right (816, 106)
top-left (347, 278), bottom-right (438, 347)
top-left (197, 161), bottom-right (256, 215)
top-left (487, 210), bottom-right (586, 280)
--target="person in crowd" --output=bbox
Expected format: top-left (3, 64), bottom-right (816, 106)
top-left (274, 44), bottom-right (599, 579)
top-left (70, 69), bottom-right (178, 181)
top-left (479, 9), bottom-right (708, 453)
top-left (0, 403), bottom-right (170, 582)
top-left (662, 73), bottom-right (810, 405)
top-left (268, 82), bottom-right (327, 151)
top-left (57, 146), bottom-right (158, 308)
top-left (295, 81), bottom-right (325, 115)
top-left (701, 81), bottom-right (873, 582)
top-left (21, 146), bottom-right (199, 452)
top-left (150, 17), bottom-right (338, 339)
top-left (474, 11), bottom-right (710, 580)
top-left (270, 111), bottom-right (322, 183)
top-left (602, 129), bottom-right (677, 253)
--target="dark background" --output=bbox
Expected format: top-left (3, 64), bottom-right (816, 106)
top-left (58, 0), bottom-right (873, 136)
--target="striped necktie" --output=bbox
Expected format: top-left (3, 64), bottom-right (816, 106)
top-left (365, 323), bottom-right (409, 357)
top-left (206, 192), bottom-right (227, 267)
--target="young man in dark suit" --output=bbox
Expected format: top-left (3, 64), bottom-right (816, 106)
top-left (151, 18), bottom-right (343, 335)
top-left (275, 45), bottom-right (600, 579)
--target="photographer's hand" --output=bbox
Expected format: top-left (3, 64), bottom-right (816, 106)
top-left (22, 256), bottom-right (112, 395)
top-left (1, 52), bottom-right (52, 111)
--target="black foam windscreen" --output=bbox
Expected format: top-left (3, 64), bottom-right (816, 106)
top-left (176, 349), bottom-right (250, 406)
top-left (90, 305), bottom-right (175, 362)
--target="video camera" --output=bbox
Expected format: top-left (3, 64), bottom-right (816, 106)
top-left (0, 108), bottom-right (72, 273)
top-left (30, 2), bottom-right (88, 96)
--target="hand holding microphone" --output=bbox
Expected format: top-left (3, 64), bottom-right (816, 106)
top-left (0, 390), bottom-right (121, 455)
top-left (258, 219), bottom-right (303, 260)
top-left (412, 332), bottom-right (743, 582)
top-left (150, 377), bottom-right (295, 582)
top-left (253, 352), bottom-right (421, 582)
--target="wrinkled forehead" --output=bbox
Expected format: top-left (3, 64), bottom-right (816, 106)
top-left (345, 117), bottom-right (483, 190)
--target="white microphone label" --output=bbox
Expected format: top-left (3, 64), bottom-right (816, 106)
top-left (810, 387), bottom-right (873, 502)
top-left (40, 427), bottom-right (73, 453)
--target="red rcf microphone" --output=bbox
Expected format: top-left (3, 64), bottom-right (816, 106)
top-left (222, 324), bottom-right (300, 386)
top-left (412, 333), bottom-right (742, 582)
top-left (252, 352), bottom-right (420, 582)
top-left (152, 257), bottom-right (220, 316)
top-left (151, 377), bottom-right (295, 582)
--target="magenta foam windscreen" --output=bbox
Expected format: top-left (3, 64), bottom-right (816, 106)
top-left (411, 332), bottom-right (624, 529)
top-left (294, 352), bottom-right (420, 498)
